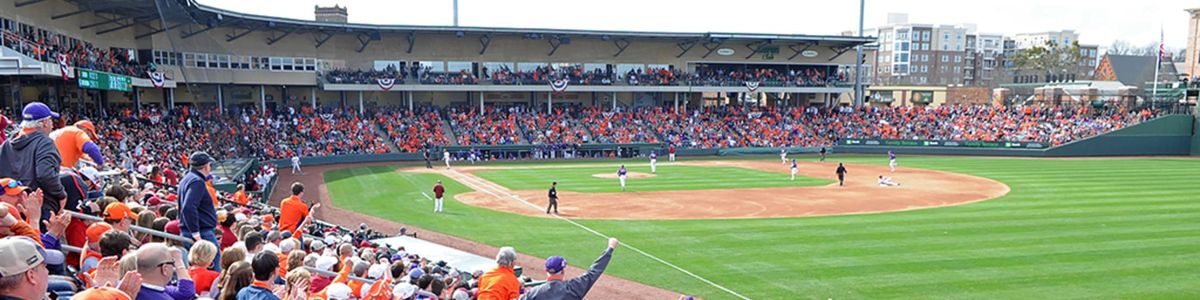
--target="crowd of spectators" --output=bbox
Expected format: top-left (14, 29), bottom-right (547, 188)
top-left (1, 28), bottom-right (156, 79)
top-left (321, 64), bottom-right (851, 88)
top-left (486, 65), bottom-right (612, 85)
top-left (0, 101), bottom-right (632, 300)
top-left (445, 107), bottom-right (525, 146)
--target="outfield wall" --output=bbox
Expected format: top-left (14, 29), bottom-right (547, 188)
top-left (270, 115), bottom-right (1196, 171)
top-left (835, 115), bottom-right (1196, 157)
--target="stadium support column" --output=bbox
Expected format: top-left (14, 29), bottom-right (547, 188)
top-left (479, 92), bottom-right (484, 115)
top-left (358, 91), bottom-right (364, 115)
top-left (407, 91), bottom-right (413, 111)
top-left (674, 92), bottom-right (679, 111)
top-left (310, 87), bottom-right (316, 109)
top-left (548, 92), bottom-right (552, 114)
top-left (853, 0), bottom-right (865, 106)
top-left (612, 92), bottom-right (616, 110)
top-left (259, 85), bottom-right (266, 112)
top-left (133, 87), bottom-right (141, 112)
top-left (166, 88), bottom-right (175, 109)
top-left (217, 85), bottom-right (224, 114)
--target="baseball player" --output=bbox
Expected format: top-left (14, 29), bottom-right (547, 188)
top-left (618, 165), bottom-right (628, 191)
top-left (780, 146), bottom-right (788, 164)
top-left (291, 155), bottom-right (302, 174)
top-left (668, 145), bottom-right (676, 162)
top-left (819, 147), bottom-right (828, 162)
top-left (836, 163), bottom-right (848, 186)
top-left (423, 149), bottom-right (433, 169)
top-left (547, 181), bottom-right (558, 214)
top-left (888, 150), bottom-right (897, 173)
top-left (649, 151), bottom-right (658, 174)
top-left (878, 175), bottom-right (900, 187)
top-left (432, 180), bottom-right (445, 213)
top-left (790, 159), bottom-right (798, 181)
top-left (443, 149), bottom-right (451, 169)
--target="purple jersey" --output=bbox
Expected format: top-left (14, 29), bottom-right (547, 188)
top-left (888, 151), bottom-right (896, 160)
top-left (618, 167), bottom-right (627, 176)
top-left (650, 153), bottom-right (657, 159)
top-left (792, 161), bottom-right (797, 169)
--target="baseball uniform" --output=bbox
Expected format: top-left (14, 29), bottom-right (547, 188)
top-left (433, 183), bottom-right (445, 212)
top-left (444, 150), bottom-right (451, 169)
top-left (668, 145), bottom-right (676, 162)
top-left (780, 147), bottom-right (788, 164)
top-left (291, 156), bottom-right (302, 174)
top-left (836, 164), bottom-right (848, 186)
top-left (618, 166), bottom-right (627, 191)
top-left (790, 159), bottom-right (798, 181)
top-left (649, 152), bottom-right (658, 174)
top-left (888, 151), bottom-right (897, 173)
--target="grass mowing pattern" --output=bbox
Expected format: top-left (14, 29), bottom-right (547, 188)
top-left (472, 164), bottom-right (830, 192)
top-left (325, 156), bottom-right (1200, 299)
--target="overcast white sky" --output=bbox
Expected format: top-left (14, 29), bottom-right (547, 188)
top-left (198, 0), bottom-right (1194, 51)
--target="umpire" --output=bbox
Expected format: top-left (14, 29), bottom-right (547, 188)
top-left (546, 182), bottom-right (558, 215)
top-left (836, 163), bottom-right (848, 186)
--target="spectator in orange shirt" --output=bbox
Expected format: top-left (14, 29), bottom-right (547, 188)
top-left (477, 246), bottom-right (521, 300)
top-left (232, 184), bottom-right (250, 206)
top-left (278, 182), bottom-right (319, 237)
top-left (50, 120), bottom-right (104, 168)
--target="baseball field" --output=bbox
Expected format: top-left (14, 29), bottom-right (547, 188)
top-left (318, 155), bottom-right (1200, 299)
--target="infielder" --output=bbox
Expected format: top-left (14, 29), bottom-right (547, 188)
top-left (878, 175), bottom-right (900, 187)
top-left (432, 180), bottom-right (445, 213)
top-left (888, 150), bottom-right (897, 173)
top-left (780, 147), bottom-right (788, 164)
top-left (819, 147), bottom-right (828, 162)
top-left (790, 159), bottom-right (798, 181)
top-left (291, 155), bottom-right (302, 174)
top-left (668, 145), bottom-right (676, 162)
top-left (546, 181), bottom-right (559, 214)
top-left (443, 149), bottom-right (451, 169)
top-left (618, 165), bottom-right (628, 191)
top-left (649, 151), bottom-right (658, 173)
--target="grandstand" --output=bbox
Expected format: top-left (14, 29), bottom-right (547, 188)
top-left (1, 0), bottom-right (1198, 299)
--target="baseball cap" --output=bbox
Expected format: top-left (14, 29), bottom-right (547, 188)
top-left (0, 178), bottom-right (27, 196)
top-left (189, 151), bottom-right (214, 167)
top-left (74, 120), bottom-right (98, 138)
top-left (0, 236), bottom-right (46, 277)
top-left (165, 220), bottom-right (181, 235)
top-left (21, 102), bottom-right (59, 121)
top-left (78, 167), bottom-right (101, 184)
top-left (71, 287), bottom-right (132, 300)
top-left (86, 223), bottom-right (113, 243)
top-left (315, 256), bottom-right (338, 271)
top-left (103, 202), bottom-right (134, 222)
top-left (545, 256), bottom-right (567, 274)
top-left (391, 282), bottom-right (417, 299)
top-left (408, 268), bottom-right (424, 281)
top-left (326, 283), bottom-right (352, 300)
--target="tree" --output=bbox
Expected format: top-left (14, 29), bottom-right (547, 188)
top-left (1107, 40), bottom-right (1139, 55)
top-left (1010, 40), bottom-right (1085, 82)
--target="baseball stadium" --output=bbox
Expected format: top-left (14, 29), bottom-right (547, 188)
top-left (0, 0), bottom-right (1199, 299)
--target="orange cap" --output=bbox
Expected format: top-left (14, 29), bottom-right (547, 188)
top-left (75, 120), bottom-right (98, 139)
top-left (86, 222), bottom-right (113, 242)
top-left (71, 287), bottom-right (132, 300)
top-left (103, 202), bottom-right (134, 222)
top-left (0, 178), bottom-right (27, 196)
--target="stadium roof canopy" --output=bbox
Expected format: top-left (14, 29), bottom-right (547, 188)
top-left (56, 0), bottom-right (875, 49)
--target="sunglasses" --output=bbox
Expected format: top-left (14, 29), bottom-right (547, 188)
top-left (4, 180), bottom-right (21, 189)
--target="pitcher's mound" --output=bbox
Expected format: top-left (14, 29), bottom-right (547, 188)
top-left (592, 172), bottom-right (656, 179)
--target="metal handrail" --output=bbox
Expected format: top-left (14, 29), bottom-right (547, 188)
top-left (64, 210), bottom-right (194, 247)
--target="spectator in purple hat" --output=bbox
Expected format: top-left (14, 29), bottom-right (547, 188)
top-left (0, 102), bottom-right (68, 229)
top-left (518, 238), bottom-right (619, 300)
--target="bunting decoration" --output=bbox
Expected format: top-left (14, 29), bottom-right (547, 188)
top-left (56, 54), bottom-right (70, 80)
top-left (744, 81), bottom-right (761, 93)
top-left (148, 71), bottom-right (166, 88)
top-left (550, 79), bottom-right (569, 93)
top-left (377, 78), bottom-right (395, 91)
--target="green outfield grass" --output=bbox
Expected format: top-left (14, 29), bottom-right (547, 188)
top-left (471, 164), bottom-right (831, 192)
top-left (324, 156), bottom-right (1200, 299)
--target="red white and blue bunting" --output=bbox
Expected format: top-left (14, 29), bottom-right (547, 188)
top-left (56, 54), bottom-right (69, 80)
top-left (744, 81), bottom-right (761, 93)
top-left (550, 79), bottom-right (569, 93)
top-left (377, 78), bottom-right (395, 91)
top-left (148, 71), bottom-right (165, 88)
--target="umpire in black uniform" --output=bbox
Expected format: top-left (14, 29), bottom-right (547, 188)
top-left (547, 182), bottom-right (559, 214)
top-left (836, 163), bottom-right (848, 186)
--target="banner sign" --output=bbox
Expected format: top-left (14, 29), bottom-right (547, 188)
top-left (839, 138), bottom-right (1048, 149)
top-left (78, 69), bottom-right (132, 92)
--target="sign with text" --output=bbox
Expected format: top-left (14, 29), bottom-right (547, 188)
top-left (77, 69), bottom-right (132, 92)
top-left (840, 138), bottom-right (1048, 149)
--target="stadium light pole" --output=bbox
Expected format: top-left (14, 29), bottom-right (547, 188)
top-left (853, 0), bottom-right (865, 106)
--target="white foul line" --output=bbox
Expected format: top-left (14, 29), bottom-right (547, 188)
top-left (446, 169), bottom-right (752, 300)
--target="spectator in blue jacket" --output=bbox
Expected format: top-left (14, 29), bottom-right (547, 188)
top-left (178, 151), bottom-right (217, 271)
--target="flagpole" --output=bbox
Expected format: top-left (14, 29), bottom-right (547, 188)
top-left (1151, 26), bottom-right (1163, 108)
